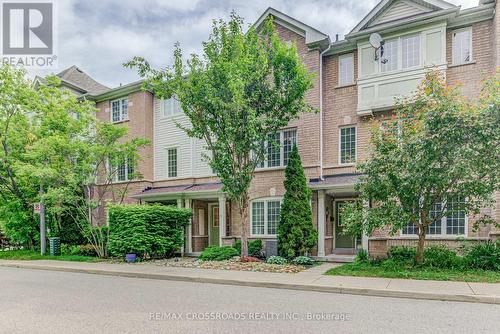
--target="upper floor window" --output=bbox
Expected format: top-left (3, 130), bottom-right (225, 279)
top-left (402, 35), bottom-right (420, 69)
top-left (380, 34), bottom-right (421, 73)
top-left (338, 53), bottom-right (354, 86)
top-left (163, 97), bottom-right (182, 117)
top-left (381, 39), bottom-right (398, 72)
top-left (111, 98), bottom-right (128, 123)
top-left (339, 126), bottom-right (356, 164)
top-left (251, 198), bottom-right (282, 236)
top-left (167, 147), bottom-right (178, 178)
top-left (258, 129), bottom-right (297, 169)
top-left (452, 28), bottom-right (472, 65)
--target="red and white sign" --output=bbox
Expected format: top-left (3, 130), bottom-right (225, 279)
top-left (33, 203), bottom-right (41, 214)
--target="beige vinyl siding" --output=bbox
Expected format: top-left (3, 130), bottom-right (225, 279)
top-left (153, 98), bottom-right (212, 180)
top-left (371, 0), bottom-right (430, 26)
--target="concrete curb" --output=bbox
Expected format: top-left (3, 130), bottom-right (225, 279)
top-left (1, 262), bottom-right (498, 305)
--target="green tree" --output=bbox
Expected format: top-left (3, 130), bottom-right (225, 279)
top-left (0, 65), bottom-right (96, 247)
top-left (277, 145), bottom-right (317, 258)
top-left (126, 13), bottom-right (314, 256)
top-left (342, 71), bottom-right (500, 264)
top-left (0, 64), bottom-right (149, 256)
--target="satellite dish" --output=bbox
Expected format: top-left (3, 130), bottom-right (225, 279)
top-left (369, 33), bottom-right (385, 61)
top-left (369, 33), bottom-right (384, 49)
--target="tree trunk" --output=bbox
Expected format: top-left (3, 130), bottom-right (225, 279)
top-left (238, 193), bottom-right (249, 258)
top-left (416, 225), bottom-right (426, 265)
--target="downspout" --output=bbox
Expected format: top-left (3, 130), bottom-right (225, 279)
top-left (319, 43), bottom-right (332, 181)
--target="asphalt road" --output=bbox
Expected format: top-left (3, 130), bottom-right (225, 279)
top-left (0, 267), bottom-right (498, 334)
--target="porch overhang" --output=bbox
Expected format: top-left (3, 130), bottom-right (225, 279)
top-left (131, 182), bottom-right (223, 201)
top-left (309, 173), bottom-right (362, 192)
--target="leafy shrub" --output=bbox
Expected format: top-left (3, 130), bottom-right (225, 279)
top-left (108, 204), bottom-right (191, 258)
top-left (76, 244), bottom-right (98, 257)
top-left (463, 241), bottom-right (500, 271)
top-left (61, 244), bottom-right (97, 257)
top-left (355, 249), bottom-right (369, 263)
top-left (380, 259), bottom-right (399, 269)
top-left (199, 246), bottom-right (239, 261)
top-left (423, 245), bottom-right (461, 269)
top-left (266, 256), bottom-right (288, 265)
top-left (292, 256), bottom-right (314, 266)
top-left (234, 239), bottom-right (263, 258)
top-left (388, 246), bottom-right (416, 263)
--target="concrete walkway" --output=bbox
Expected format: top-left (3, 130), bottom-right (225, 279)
top-left (1, 260), bottom-right (499, 305)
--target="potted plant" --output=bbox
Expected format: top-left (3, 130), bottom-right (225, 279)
top-left (125, 253), bottom-right (137, 263)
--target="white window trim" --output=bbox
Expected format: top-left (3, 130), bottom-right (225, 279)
top-left (400, 199), bottom-right (468, 237)
top-left (250, 197), bottom-right (283, 237)
top-left (378, 33), bottom-right (423, 74)
top-left (338, 125), bottom-right (357, 166)
top-left (110, 98), bottom-right (129, 123)
top-left (166, 146), bottom-right (179, 179)
top-left (257, 128), bottom-right (298, 170)
top-left (338, 53), bottom-right (355, 86)
top-left (451, 27), bottom-right (473, 66)
top-left (161, 96), bottom-right (183, 119)
top-left (107, 157), bottom-right (134, 183)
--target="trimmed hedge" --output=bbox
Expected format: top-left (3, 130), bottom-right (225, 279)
top-left (108, 204), bottom-right (191, 258)
top-left (199, 246), bottom-right (239, 261)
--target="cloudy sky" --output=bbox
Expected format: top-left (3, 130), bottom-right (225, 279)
top-left (32, 0), bottom-right (479, 88)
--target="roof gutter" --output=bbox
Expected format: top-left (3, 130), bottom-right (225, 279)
top-left (318, 43), bottom-right (332, 181)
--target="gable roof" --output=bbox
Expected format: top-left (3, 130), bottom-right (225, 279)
top-left (55, 65), bottom-right (110, 95)
top-left (349, 0), bottom-right (458, 35)
top-left (253, 7), bottom-right (330, 49)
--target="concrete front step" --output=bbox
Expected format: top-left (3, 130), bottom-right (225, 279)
top-left (324, 254), bottom-right (356, 263)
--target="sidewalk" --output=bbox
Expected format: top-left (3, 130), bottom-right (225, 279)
top-left (1, 260), bottom-right (499, 305)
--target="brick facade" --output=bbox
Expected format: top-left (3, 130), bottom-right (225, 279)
top-left (92, 3), bottom-right (499, 257)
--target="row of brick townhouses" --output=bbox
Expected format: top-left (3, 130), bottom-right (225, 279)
top-left (57, 0), bottom-right (500, 258)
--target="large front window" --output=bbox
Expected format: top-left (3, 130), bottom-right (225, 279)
top-left (258, 129), bottom-right (297, 169)
top-left (251, 199), bottom-right (281, 236)
top-left (113, 156), bottom-right (134, 182)
top-left (111, 98), bottom-right (128, 123)
top-left (402, 197), bottom-right (466, 236)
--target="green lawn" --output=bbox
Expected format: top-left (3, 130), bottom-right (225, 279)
top-left (0, 250), bottom-right (101, 262)
top-left (325, 262), bottom-right (500, 283)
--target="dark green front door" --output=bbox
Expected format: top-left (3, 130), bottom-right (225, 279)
top-left (209, 205), bottom-right (220, 246)
top-left (335, 201), bottom-right (355, 248)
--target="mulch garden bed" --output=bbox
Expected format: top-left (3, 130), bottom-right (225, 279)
top-left (151, 256), bottom-right (306, 273)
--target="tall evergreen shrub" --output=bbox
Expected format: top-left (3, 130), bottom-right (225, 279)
top-left (277, 145), bottom-right (317, 258)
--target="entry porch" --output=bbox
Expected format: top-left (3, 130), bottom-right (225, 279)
top-left (132, 182), bottom-right (230, 255)
top-left (311, 173), bottom-right (368, 260)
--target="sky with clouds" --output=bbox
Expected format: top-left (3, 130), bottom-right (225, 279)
top-left (32, 0), bottom-right (480, 88)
